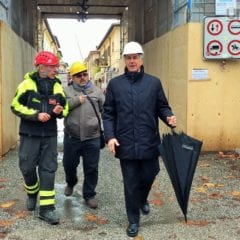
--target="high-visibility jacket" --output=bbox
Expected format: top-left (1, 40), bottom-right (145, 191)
top-left (11, 71), bottom-right (69, 137)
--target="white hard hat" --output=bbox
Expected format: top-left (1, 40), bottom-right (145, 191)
top-left (122, 41), bottom-right (144, 55)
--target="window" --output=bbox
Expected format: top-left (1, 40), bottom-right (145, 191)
top-left (173, 0), bottom-right (215, 26)
top-left (0, 0), bottom-right (9, 22)
top-left (191, 0), bottom-right (215, 22)
top-left (112, 42), bottom-right (114, 52)
top-left (173, 0), bottom-right (188, 27)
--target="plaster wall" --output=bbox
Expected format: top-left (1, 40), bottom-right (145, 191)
top-left (0, 21), bottom-right (36, 157)
top-left (144, 24), bottom-right (188, 137)
top-left (187, 23), bottom-right (240, 151)
top-left (144, 23), bottom-right (240, 151)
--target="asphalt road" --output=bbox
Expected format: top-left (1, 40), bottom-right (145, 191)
top-left (0, 121), bottom-right (240, 240)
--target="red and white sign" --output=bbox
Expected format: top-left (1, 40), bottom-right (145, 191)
top-left (228, 19), bottom-right (240, 35)
top-left (206, 40), bottom-right (223, 56)
top-left (203, 17), bottom-right (240, 59)
top-left (227, 40), bottom-right (240, 56)
top-left (207, 19), bottom-right (223, 35)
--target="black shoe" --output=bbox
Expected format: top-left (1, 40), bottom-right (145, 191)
top-left (85, 198), bottom-right (98, 209)
top-left (141, 202), bottom-right (150, 215)
top-left (64, 185), bottom-right (73, 196)
top-left (126, 223), bottom-right (139, 237)
top-left (26, 196), bottom-right (37, 211)
top-left (39, 210), bottom-right (59, 225)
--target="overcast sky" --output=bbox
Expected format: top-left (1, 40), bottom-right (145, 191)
top-left (48, 18), bottom-right (119, 65)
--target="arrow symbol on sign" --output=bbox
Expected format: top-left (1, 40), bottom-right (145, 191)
top-left (211, 24), bottom-right (215, 31)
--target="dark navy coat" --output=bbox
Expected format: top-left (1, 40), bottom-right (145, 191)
top-left (103, 67), bottom-right (174, 160)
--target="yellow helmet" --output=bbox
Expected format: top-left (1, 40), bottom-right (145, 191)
top-left (70, 62), bottom-right (87, 76)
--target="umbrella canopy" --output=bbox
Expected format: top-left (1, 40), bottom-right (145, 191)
top-left (159, 130), bottom-right (203, 222)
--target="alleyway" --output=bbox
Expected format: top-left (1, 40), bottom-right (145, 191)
top-left (0, 120), bottom-right (240, 239)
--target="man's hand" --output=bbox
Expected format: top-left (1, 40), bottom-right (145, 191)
top-left (107, 138), bottom-right (120, 156)
top-left (52, 104), bottom-right (63, 115)
top-left (38, 112), bottom-right (51, 122)
top-left (79, 95), bottom-right (86, 104)
top-left (166, 115), bottom-right (177, 127)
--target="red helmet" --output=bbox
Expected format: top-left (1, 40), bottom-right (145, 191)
top-left (34, 51), bottom-right (59, 66)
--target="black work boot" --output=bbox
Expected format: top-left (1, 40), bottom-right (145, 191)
top-left (26, 195), bottom-right (37, 211)
top-left (39, 209), bottom-right (60, 225)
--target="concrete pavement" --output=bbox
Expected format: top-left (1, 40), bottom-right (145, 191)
top-left (0, 120), bottom-right (240, 239)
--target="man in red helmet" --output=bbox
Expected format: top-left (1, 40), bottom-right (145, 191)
top-left (11, 51), bottom-right (69, 225)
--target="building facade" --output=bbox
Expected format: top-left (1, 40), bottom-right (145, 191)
top-left (86, 23), bottom-right (122, 92)
top-left (1, 0), bottom-right (240, 156)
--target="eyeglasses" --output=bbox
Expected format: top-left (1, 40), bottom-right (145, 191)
top-left (74, 72), bottom-right (88, 78)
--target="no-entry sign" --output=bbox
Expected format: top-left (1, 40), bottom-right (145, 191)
top-left (203, 16), bottom-right (240, 59)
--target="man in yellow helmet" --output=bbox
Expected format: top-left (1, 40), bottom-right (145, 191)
top-left (63, 61), bottom-right (105, 209)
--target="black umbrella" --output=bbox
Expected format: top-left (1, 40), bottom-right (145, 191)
top-left (159, 129), bottom-right (203, 222)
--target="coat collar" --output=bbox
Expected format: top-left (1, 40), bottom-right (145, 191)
top-left (124, 65), bottom-right (144, 81)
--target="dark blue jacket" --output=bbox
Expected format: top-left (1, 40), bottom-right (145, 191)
top-left (103, 66), bottom-right (174, 160)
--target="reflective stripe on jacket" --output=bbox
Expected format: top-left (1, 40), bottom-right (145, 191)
top-left (11, 71), bottom-right (69, 137)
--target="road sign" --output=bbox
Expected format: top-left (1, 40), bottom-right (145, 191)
top-left (206, 40), bottom-right (223, 56)
top-left (227, 40), bottom-right (240, 55)
top-left (228, 19), bottom-right (240, 35)
top-left (203, 16), bottom-right (240, 59)
top-left (207, 19), bottom-right (223, 35)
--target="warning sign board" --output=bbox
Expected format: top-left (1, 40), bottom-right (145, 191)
top-left (203, 16), bottom-right (240, 59)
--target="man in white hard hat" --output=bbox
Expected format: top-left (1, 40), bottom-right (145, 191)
top-left (102, 41), bottom-right (176, 237)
